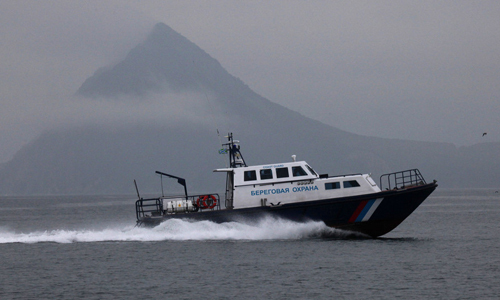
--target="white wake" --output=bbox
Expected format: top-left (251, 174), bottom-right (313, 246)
top-left (0, 217), bottom-right (357, 244)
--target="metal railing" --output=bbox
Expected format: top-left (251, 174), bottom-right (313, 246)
top-left (379, 169), bottom-right (426, 190)
top-left (135, 194), bottom-right (221, 220)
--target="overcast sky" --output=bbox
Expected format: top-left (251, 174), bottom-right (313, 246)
top-left (1, 0), bottom-right (499, 162)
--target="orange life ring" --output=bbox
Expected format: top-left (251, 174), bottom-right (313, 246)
top-left (197, 195), bottom-right (217, 209)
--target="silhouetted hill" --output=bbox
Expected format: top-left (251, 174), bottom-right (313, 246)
top-left (1, 23), bottom-right (499, 195)
top-left (77, 23), bottom-right (249, 99)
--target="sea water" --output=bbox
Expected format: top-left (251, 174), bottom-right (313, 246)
top-left (0, 189), bottom-right (499, 299)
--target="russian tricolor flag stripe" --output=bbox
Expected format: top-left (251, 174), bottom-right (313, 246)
top-left (360, 198), bottom-right (383, 222)
top-left (349, 198), bottom-right (384, 223)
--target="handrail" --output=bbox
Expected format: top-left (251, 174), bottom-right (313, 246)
top-left (379, 169), bottom-right (427, 190)
top-left (135, 198), bottom-right (163, 220)
top-left (135, 193), bottom-right (221, 220)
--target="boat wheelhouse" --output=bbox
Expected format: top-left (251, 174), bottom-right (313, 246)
top-left (215, 160), bottom-right (381, 210)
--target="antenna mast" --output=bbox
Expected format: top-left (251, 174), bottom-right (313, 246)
top-left (224, 133), bottom-right (247, 168)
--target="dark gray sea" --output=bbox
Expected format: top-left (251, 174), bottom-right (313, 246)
top-left (1, 189), bottom-right (499, 299)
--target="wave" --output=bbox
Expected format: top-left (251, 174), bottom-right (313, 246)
top-left (0, 217), bottom-right (362, 244)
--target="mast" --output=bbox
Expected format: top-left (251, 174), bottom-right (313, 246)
top-left (222, 133), bottom-right (246, 209)
top-left (224, 133), bottom-right (247, 168)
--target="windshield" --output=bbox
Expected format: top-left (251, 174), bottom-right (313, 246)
top-left (306, 165), bottom-right (318, 176)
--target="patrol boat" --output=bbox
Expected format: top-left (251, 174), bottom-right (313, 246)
top-left (135, 134), bottom-right (437, 237)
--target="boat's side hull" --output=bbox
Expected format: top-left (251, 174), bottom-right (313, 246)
top-left (138, 183), bottom-right (437, 237)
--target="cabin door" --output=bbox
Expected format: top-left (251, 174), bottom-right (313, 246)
top-left (225, 172), bottom-right (235, 209)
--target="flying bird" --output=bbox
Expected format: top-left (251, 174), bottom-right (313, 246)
top-left (483, 132), bottom-right (487, 137)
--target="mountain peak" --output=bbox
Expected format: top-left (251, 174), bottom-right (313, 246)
top-left (152, 22), bottom-right (171, 32)
top-left (76, 23), bottom-right (243, 98)
top-left (143, 22), bottom-right (192, 50)
top-left (149, 22), bottom-right (175, 38)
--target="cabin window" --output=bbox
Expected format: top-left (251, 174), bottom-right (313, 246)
top-left (343, 180), bottom-right (360, 188)
top-left (292, 166), bottom-right (308, 177)
top-left (325, 182), bottom-right (340, 190)
top-left (276, 167), bottom-right (289, 178)
top-left (244, 170), bottom-right (257, 181)
top-left (260, 169), bottom-right (273, 180)
top-left (306, 165), bottom-right (318, 176)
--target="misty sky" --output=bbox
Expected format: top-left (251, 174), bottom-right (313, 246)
top-left (1, 1), bottom-right (499, 163)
